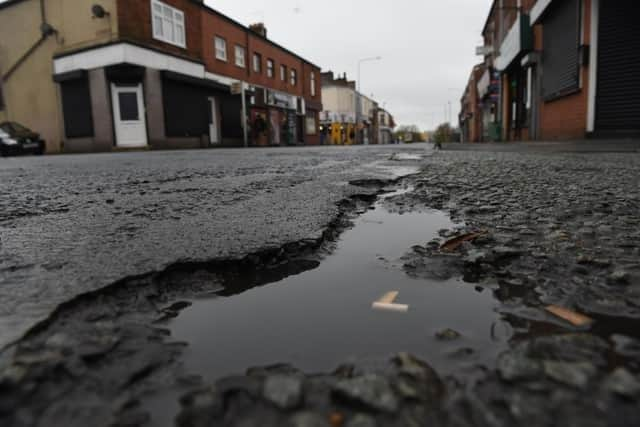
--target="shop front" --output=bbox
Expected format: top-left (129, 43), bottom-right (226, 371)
top-left (53, 42), bottom-right (234, 152)
top-left (477, 68), bottom-right (502, 142)
top-left (495, 14), bottom-right (534, 141)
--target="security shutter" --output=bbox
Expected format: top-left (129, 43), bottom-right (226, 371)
top-left (60, 76), bottom-right (94, 138)
top-left (595, 0), bottom-right (640, 133)
top-left (162, 78), bottom-right (208, 137)
top-left (541, 0), bottom-right (580, 99)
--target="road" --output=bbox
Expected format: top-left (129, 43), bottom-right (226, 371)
top-left (0, 144), bottom-right (427, 349)
top-left (1, 142), bottom-right (640, 427)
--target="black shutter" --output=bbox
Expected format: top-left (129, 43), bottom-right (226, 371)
top-left (595, 0), bottom-right (640, 133)
top-left (60, 76), bottom-right (94, 138)
top-left (220, 94), bottom-right (242, 138)
top-left (162, 78), bottom-right (208, 138)
top-left (542, 0), bottom-right (580, 99)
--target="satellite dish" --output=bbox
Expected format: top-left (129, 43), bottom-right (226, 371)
top-left (92, 4), bottom-right (108, 19)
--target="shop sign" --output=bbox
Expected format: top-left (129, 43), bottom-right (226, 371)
top-left (476, 45), bottom-right (494, 56)
top-left (230, 82), bottom-right (243, 95)
top-left (267, 90), bottom-right (296, 110)
top-left (477, 69), bottom-right (491, 98)
top-left (495, 14), bottom-right (533, 71)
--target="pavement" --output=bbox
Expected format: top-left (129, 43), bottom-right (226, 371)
top-left (443, 139), bottom-right (640, 153)
top-left (0, 144), bottom-right (428, 349)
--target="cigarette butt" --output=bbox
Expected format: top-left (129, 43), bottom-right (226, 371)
top-left (545, 305), bottom-right (593, 327)
top-left (378, 291), bottom-right (399, 304)
top-left (372, 302), bottom-right (409, 312)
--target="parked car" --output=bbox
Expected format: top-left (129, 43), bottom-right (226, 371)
top-left (0, 122), bottom-right (46, 157)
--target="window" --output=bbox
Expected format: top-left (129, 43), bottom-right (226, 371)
top-left (151, 0), bottom-right (185, 48)
top-left (60, 77), bottom-right (94, 138)
top-left (235, 45), bottom-right (246, 68)
top-left (253, 53), bottom-right (262, 73)
top-left (280, 65), bottom-right (287, 82)
top-left (215, 37), bottom-right (227, 61)
top-left (267, 59), bottom-right (275, 78)
top-left (290, 69), bottom-right (297, 86)
top-left (118, 93), bottom-right (140, 121)
top-left (310, 72), bottom-right (316, 97)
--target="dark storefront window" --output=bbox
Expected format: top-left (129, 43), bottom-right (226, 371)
top-left (542, 0), bottom-right (580, 99)
top-left (60, 77), bottom-right (94, 138)
top-left (162, 79), bottom-right (208, 137)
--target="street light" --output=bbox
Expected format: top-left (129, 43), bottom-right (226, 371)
top-left (356, 56), bottom-right (382, 145)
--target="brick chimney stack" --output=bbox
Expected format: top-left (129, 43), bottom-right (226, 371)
top-left (249, 23), bottom-right (267, 38)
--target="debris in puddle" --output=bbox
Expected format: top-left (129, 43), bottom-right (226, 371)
top-left (372, 291), bottom-right (409, 312)
top-left (440, 231), bottom-right (488, 253)
top-left (435, 329), bottom-right (462, 341)
top-left (329, 412), bottom-right (345, 427)
top-left (545, 305), bottom-right (594, 327)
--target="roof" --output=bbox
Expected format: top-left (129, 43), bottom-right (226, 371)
top-left (0, 0), bottom-right (321, 69)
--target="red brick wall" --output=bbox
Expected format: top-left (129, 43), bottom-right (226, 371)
top-left (200, 10), bottom-right (321, 102)
top-left (117, 0), bottom-right (202, 61)
top-left (201, 9), bottom-right (250, 81)
top-left (537, 0), bottom-right (591, 140)
top-left (246, 33), bottom-right (304, 96)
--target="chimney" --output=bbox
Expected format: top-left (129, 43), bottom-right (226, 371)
top-left (249, 23), bottom-right (267, 38)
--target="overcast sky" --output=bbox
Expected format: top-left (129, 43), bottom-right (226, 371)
top-left (207, 0), bottom-right (492, 130)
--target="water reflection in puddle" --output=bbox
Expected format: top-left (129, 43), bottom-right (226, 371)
top-left (169, 189), bottom-right (507, 382)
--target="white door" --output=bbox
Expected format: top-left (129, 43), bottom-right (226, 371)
top-left (208, 97), bottom-right (220, 144)
top-left (111, 84), bottom-right (148, 148)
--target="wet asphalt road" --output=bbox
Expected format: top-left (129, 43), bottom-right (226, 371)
top-left (0, 145), bottom-right (428, 348)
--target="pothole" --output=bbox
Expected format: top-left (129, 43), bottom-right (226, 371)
top-left (141, 186), bottom-right (509, 426)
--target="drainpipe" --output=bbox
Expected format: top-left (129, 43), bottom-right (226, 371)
top-left (2, 0), bottom-right (57, 82)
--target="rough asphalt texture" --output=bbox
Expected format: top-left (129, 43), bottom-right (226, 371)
top-left (0, 146), bottom-right (423, 348)
top-left (2, 142), bottom-right (640, 427)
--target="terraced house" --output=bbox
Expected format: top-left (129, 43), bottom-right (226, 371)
top-left (0, 0), bottom-right (322, 153)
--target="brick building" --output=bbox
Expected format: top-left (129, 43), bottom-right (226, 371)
top-left (472, 0), bottom-right (640, 142)
top-left (459, 64), bottom-right (486, 143)
top-left (0, 0), bottom-right (322, 152)
top-left (320, 71), bottom-right (387, 145)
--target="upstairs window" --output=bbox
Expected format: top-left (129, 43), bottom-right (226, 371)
top-left (267, 59), bottom-right (275, 78)
top-left (151, 0), bottom-right (185, 48)
top-left (215, 37), bottom-right (227, 61)
top-left (290, 69), bottom-right (297, 86)
top-left (235, 45), bottom-right (246, 68)
top-left (280, 65), bottom-right (287, 82)
top-left (310, 72), bottom-right (316, 96)
top-left (253, 53), bottom-right (262, 73)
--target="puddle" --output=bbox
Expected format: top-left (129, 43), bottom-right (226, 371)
top-left (141, 187), bottom-right (518, 425)
top-left (168, 189), bottom-right (507, 381)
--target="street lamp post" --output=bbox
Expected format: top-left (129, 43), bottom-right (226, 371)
top-left (356, 56), bottom-right (381, 145)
